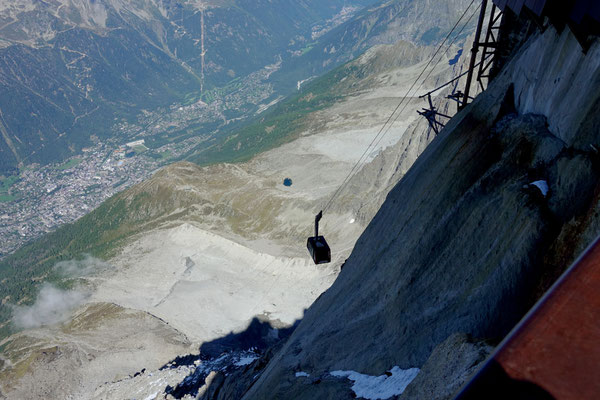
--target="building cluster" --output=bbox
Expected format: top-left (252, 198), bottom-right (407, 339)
top-left (0, 135), bottom-right (201, 257)
top-left (0, 58), bottom-right (284, 258)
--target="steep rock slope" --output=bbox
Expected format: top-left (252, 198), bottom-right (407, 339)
top-left (271, 0), bottom-right (473, 92)
top-left (212, 26), bottom-right (600, 399)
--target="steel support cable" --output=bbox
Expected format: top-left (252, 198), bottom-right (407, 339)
top-left (316, 4), bottom-right (487, 215)
top-left (321, 0), bottom-right (478, 214)
top-left (370, 2), bottom-right (482, 153)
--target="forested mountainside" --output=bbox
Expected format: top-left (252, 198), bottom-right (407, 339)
top-left (0, 0), bottom-right (371, 173)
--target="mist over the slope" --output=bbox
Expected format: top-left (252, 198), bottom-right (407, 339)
top-left (54, 254), bottom-right (114, 278)
top-left (11, 284), bottom-right (89, 329)
top-left (11, 255), bottom-right (113, 329)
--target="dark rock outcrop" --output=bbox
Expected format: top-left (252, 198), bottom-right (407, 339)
top-left (400, 333), bottom-right (492, 400)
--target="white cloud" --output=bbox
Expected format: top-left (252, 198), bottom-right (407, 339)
top-left (54, 254), bottom-right (113, 278)
top-left (12, 284), bottom-right (89, 329)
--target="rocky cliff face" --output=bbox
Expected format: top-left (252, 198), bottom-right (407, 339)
top-left (199, 24), bottom-right (600, 400)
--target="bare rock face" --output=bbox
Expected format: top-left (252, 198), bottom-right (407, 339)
top-left (225, 26), bottom-right (600, 400)
top-left (400, 333), bottom-right (492, 400)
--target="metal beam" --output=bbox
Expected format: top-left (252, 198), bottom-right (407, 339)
top-left (460, 0), bottom-right (489, 110)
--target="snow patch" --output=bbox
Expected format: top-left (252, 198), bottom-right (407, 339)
top-left (234, 355), bottom-right (258, 366)
top-left (330, 366), bottom-right (420, 399)
top-left (295, 371), bottom-right (310, 378)
top-left (530, 180), bottom-right (549, 197)
top-left (143, 393), bottom-right (157, 400)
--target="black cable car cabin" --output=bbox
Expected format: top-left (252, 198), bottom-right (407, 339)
top-left (307, 211), bottom-right (331, 264)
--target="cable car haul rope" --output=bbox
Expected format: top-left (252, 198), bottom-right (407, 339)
top-left (306, 0), bottom-right (483, 264)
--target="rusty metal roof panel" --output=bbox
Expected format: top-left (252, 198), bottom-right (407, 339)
top-left (495, 239), bottom-right (600, 399)
top-left (455, 236), bottom-right (600, 399)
